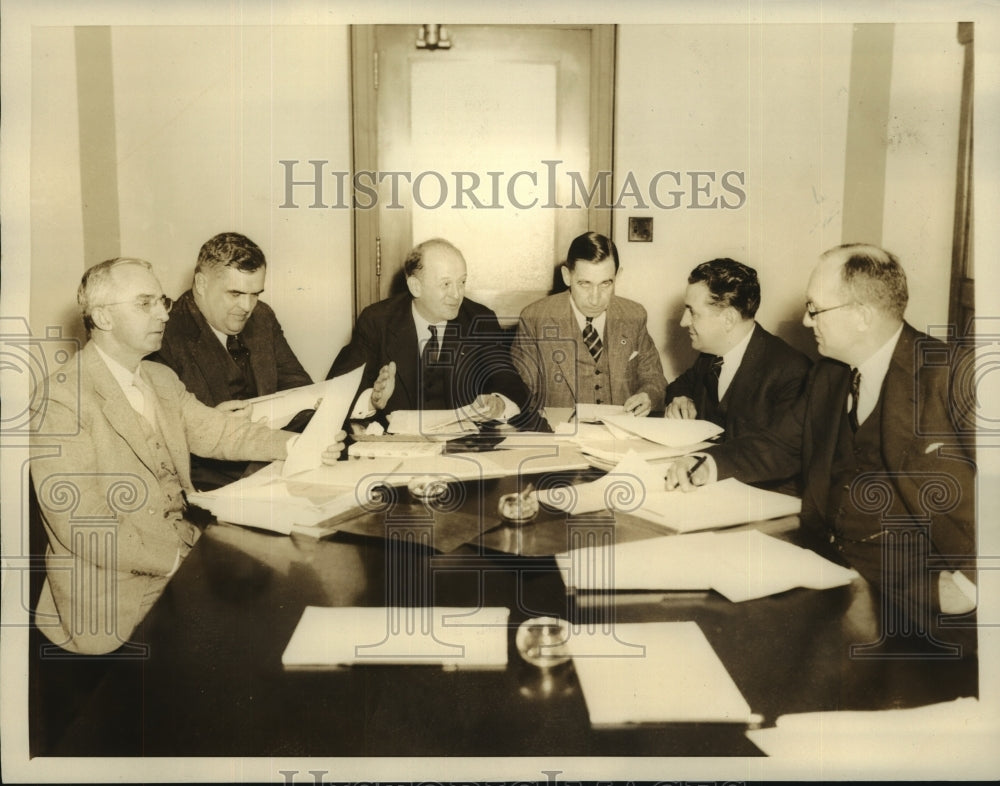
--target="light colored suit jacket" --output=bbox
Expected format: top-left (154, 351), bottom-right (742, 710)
top-left (31, 341), bottom-right (293, 654)
top-left (511, 292), bottom-right (667, 411)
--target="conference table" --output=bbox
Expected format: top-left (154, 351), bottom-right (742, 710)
top-left (34, 444), bottom-right (979, 759)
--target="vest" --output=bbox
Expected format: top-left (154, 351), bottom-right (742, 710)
top-left (137, 411), bottom-right (199, 552)
top-left (572, 329), bottom-right (614, 405)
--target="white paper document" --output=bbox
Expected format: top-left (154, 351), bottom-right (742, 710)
top-left (635, 477), bottom-right (802, 532)
top-left (600, 414), bottom-right (724, 447)
top-left (282, 606), bottom-right (510, 668)
top-left (246, 380), bottom-right (333, 429)
top-left (569, 621), bottom-right (756, 725)
top-left (386, 409), bottom-right (479, 437)
top-left (282, 365), bottom-right (365, 477)
top-left (562, 529), bottom-right (860, 601)
top-left (536, 450), bottom-right (664, 514)
top-left (575, 403), bottom-right (626, 422)
top-left (745, 698), bottom-right (991, 763)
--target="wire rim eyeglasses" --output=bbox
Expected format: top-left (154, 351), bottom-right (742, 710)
top-left (97, 295), bottom-right (174, 314)
top-left (805, 301), bottom-right (853, 320)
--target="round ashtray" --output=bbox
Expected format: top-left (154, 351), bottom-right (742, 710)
top-left (407, 476), bottom-right (449, 501)
top-left (515, 616), bottom-right (570, 668)
top-left (498, 491), bottom-right (539, 525)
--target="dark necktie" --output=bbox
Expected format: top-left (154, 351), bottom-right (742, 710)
top-left (227, 332), bottom-right (257, 397)
top-left (582, 317), bottom-right (603, 363)
top-left (706, 355), bottom-right (724, 406)
top-left (848, 367), bottom-right (862, 431)
top-left (422, 324), bottom-right (439, 366)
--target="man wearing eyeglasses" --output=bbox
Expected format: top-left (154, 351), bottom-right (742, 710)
top-left (30, 257), bottom-right (345, 654)
top-left (663, 244), bottom-right (976, 623)
top-left (151, 232), bottom-right (313, 490)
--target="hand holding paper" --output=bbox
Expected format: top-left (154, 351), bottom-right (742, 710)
top-left (282, 365), bottom-right (364, 477)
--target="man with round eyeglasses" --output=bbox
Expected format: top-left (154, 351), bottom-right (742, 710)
top-left (30, 257), bottom-right (345, 655)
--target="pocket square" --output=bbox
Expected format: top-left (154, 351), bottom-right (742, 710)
top-left (924, 442), bottom-right (944, 454)
top-left (628, 350), bottom-right (639, 362)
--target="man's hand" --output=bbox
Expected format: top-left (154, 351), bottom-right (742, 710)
top-left (623, 391), bottom-right (652, 417)
top-left (664, 395), bottom-right (697, 419)
top-left (216, 399), bottom-right (251, 417)
top-left (464, 393), bottom-right (505, 423)
top-left (320, 430), bottom-right (348, 464)
top-left (370, 362), bottom-right (397, 411)
top-left (663, 453), bottom-right (717, 492)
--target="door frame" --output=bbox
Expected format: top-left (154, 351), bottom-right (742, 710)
top-left (349, 24), bottom-right (616, 318)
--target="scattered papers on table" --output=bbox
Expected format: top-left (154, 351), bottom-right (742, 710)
top-left (386, 409), bottom-right (479, 437)
top-left (636, 477), bottom-right (802, 533)
top-left (561, 528), bottom-right (860, 601)
top-left (282, 606), bottom-right (510, 668)
top-left (575, 403), bottom-right (626, 422)
top-left (569, 621), bottom-right (756, 725)
top-left (745, 698), bottom-right (990, 763)
top-left (600, 414), bottom-right (724, 447)
top-left (246, 380), bottom-right (332, 429)
top-left (283, 365), bottom-right (365, 477)
top-left (348, 441), bottom-right (445, 459)
top-left (537, 451), bottom-right (663, 514)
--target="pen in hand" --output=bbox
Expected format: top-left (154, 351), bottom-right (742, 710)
top-left (686, 454), bottom-right (707, 484)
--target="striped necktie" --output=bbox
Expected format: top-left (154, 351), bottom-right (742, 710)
top-left (706, 355), bottom-right (724, 405)
top-left (848, 367), bottom-right (862, 431)
top-left (582, 317), bottom-right (603, 363)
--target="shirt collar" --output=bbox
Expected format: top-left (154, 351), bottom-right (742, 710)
top-left (567, 294), bottom-right (607, 336)
top-left (411, 302), bottom-right (447, 349)
top-left (93, 342), bottom-right (141, 389)
top-left (857, 323), bottom-right (903, 388)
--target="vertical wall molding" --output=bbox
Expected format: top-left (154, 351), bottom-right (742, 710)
top-left (75, 26), bottom-right (121, 265)
top-left (841, 24), bottom-right (894, 245)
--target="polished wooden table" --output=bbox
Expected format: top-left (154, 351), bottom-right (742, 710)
top-left (32, 462), bottom-right (979, 758)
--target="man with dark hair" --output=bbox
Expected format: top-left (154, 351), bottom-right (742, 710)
top-left (665, 244), bottom-right (976, 622)
top-left (152, 232), bottom-right (312, 490)
top-left (327, 238), bottom-right (532, 425)
top-left (664, 258), bottom-right (810, 462)
top-left (31, 258), bottom-right (344, 654)
top-left (511, 231), bottom-right (666, 415)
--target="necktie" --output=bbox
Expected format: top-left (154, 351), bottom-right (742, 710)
top-left (706, 355), bottom-right (724, 406)
top-left (422, 324), bottom-right (439, 365)
top-left (227, 332), bottom-right (257, 397)
top-left (848, 367), bottom-right (862, 431)
top-left (582, 317), bottom-right (603, 363)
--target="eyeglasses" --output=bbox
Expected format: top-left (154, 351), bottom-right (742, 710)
top-left (97, 295), bottom-right (174, 314)
top-left (805, 301), bottom-right (852, 320)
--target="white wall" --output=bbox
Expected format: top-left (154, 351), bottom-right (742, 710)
top-left (110, 25), bottom-right (354, 381)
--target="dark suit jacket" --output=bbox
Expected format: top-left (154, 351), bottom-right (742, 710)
top-left (710, 323), bottom-right (976, 603)
top-left (152, 289), bottom-right (311, 407)
top-left (31, 342), bottom-right (294, 654)
top-left (151, 290), bottom-right (312, 489)
top-left (511, 291), bottom-right (667, 410)
top-left (327, 294), bottom-right (532, 418)
top-left (665, 323), bottom-right (811, 438)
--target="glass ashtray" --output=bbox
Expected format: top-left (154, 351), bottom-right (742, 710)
top-left (407, 476), bottom-right (449, 501)
top-left (515, 616), bottom-right (571, 668)
top-left (498, 491), bottom-right (539, 525)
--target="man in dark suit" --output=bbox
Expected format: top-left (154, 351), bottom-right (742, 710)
top-left (665, 259), bottom-right (810, 486)
top-left (665, 244), bottom-right (976, 623)
top-left (152, 232), bottom-right (313, 489)
top-left (327, 238), bottom-right (532, 428)
top-left (511, 232), bottom-right (666, 416)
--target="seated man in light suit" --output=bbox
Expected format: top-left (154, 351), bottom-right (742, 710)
top-left (665, 244), bottom-right (976, 623)
top-left (151, 232), bottom-right (313, 490)
top-left (31, 258), bottom-right (344, 655)
top-left (665, 258), bottom-right (810, 487)
top-left (327, 238), bottom-right (534, 427)
top-left (511, 231), bottom-right (666, 416)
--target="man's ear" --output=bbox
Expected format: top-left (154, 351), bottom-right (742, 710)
top-left (722, 307), bottom-right (739, 330)
top-left (90, 305), bottom-right (113, 332)
top-left (406, 274), bottom-right (422, 299)
top-left (560, 265), bottom-right (572, 288)
top-left (193, 271), bottom-right (207, 296)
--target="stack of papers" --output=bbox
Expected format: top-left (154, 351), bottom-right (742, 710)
top-left (561, 528), bottom-right (860, 601)
top-left (386, 409), bottom-right (479, 437)
top-left (282, 606), bottom-right (510, 669)
top-left (745, 698), bottom-right (990, 764)
top-left (600, 414), bottom-right (724, 447)
top-left (568, 621), bottom-right (757, 725)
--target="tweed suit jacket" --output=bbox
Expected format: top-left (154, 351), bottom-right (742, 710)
top-left (511, 291), bottom-right (667, 411)
top-left (31, 341), bottom-right (293, 654)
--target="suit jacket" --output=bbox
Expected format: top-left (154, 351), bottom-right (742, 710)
top-left (151, 289), bottom-right (312, 407)
top-left (31, 342), bottom-right (293, 655)
top-left (327, 294), bottom-right (532, 417)
top-left (511, 292), bottom-right (667, 411)
top-left (665, 323), bottom-right (811, 438)
top-left (710, 323), bottom-right (976, 598)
